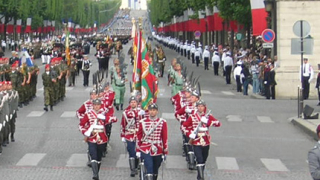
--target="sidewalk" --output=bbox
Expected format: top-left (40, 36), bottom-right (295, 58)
top-left (291, 116), bottom-right (320, 140)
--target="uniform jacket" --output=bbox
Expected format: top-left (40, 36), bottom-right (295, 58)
top-left (308, 141), bottom-right (320, 180)
top-left (102, 90), bottom-right (115, 115)
top-left (76, 99), bottom-right (93, 120)
top-left (136, 117), bottom-right (168, 156)
top-left (79, 109), bottom-right (114, 144)
top-left (120, 107), bottom-right (142, 142)
top-left (182, 111), bottom-right (220, 146)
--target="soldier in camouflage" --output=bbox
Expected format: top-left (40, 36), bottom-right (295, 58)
top-left (42, 64), bottom-right (56, 111)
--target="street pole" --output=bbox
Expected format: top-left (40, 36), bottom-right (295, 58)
top-left (299, 20), bottom-right (304, 118)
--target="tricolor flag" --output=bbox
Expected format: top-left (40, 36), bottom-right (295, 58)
top-left (19, 49), bottom-right (33, 67)
top-left (213, 6), bottom-right (223, 31)
top-left (94, 21), bottom-right (97, 32)
top-left (25, 18), bottom-right (32, 33)
top-left (68, 19), bottom-right (72, 32)
top-left (250, 0), bottom-right (268, 36)
top-left (6, 19), bottom-right (14, 34)
top-left (16, 19), bottom-right (22, 34)
top-left (43, 20), bottom-right (47, 33)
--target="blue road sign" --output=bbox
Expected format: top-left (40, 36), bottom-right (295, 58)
top-left (262, 29), bottom-right (275, 43)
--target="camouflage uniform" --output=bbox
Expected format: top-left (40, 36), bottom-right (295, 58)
top-left (42, 69), bottom-right (56, 111)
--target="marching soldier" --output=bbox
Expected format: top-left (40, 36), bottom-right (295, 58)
top-left (116, 40), bottom-right (123, 58)
top-left (114, 67), bottom-right (127, 111)
top-left (6, 81), bottom-right (18, 142)
top-left (182, 100), bottom-right (221, 180)
top-left (49, 59), bottom-right (58, 105)
top-left (171, 64), bottom-right (184, 97)
top-left (195, 44), bottom-right (202, 67)
top-left (30, 61), bottom-right (40, 100)
top-left (136, 103), bottom-right (168, 180)
top-left (156, 46), bottom-right (166, 78)
top-left (74, 49), bottom-right (83, 76)
top-left (42, 64), bottom-right (56, 111)
top-left (68, 58), bottom-right (77, 87)
top-left (58, 59), bottom-right (68, 101)
top-left (79, 99), bottom-right (115, 180)
top-left (0, 82), bottom-right (10, 147)
top-left (110, 58), bottom-right (120, 90)
top-left (120, 96), bottom-right (143, 177)
top-left (82, 55), bottom-right (92, 87)
top-left (9, 61), bottom-right (24, 108)
top-left (167, 58), bottom-right (177, 86)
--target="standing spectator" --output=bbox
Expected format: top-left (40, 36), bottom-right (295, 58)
top-left (195, 44), bottom-right (202, 67)
top-left (224, 52), bottom-right (233, 84)
top-left (251, 60), bottom-right (260, 94)
top-left (212, 51), bottom-right (220, 75)
top-left (221, 48), bottom-right (227, 76)
top-left (1, 40), bottom-right (6, 52)
top-left (241, 64), bottom-right (251, 96)
top-left (203, 46), bottom-right (210, 70)
top-left (264, 60), bottom-right (271, 99)
top-left (268, 63), bottom-right (277, 99)
top-left (234, 62), bottom-right (242, 92)
top-left (300, 57), bottom-right (314, 100)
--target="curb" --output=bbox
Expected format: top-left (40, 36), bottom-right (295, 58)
top-left (290, 117), bottom-right (318, 140)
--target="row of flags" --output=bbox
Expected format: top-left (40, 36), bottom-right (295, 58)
top-left (132, 21), bottom-right (158, 110)
top-left (158, 0), bottom-right (268, 36)
top-left (0, 17), bottom-right (99, 34)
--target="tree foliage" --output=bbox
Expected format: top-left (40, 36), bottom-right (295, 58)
top-left (0, 0), bottom-right (121, 29)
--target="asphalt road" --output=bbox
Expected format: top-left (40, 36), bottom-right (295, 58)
top-left (0, 39), bottom-right (316, 180)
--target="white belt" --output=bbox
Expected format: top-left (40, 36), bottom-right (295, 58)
top-left (144, 140), bottom-right (162, 144)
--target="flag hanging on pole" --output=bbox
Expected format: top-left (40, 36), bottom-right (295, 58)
top-left (250, 0), bottom-right (267, 36)
top-left (132, 29), bottom-right (142, 91)
top-left (65, 27), bottom-right (70, 66)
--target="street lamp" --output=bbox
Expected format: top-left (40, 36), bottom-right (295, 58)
top-left (264, 0), bottom-right (273, 12)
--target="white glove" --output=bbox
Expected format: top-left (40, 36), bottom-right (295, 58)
top-left (264, 81), bottom-right (267, 84)
top-left (121, 137), bottom-right (126, 143)
top-left (309, 79), bottom-right (312, 83)
top-left (138, 109), bottom-right (145, 116)
top-left (97, 114), bottom-right (106, 120)
top-left (84, 126), bottom-right (94, 137)
top-left (189, 133), bottom-right (196, 139)
top-left (201, 117), bottom-right (208, 124)
top-left (136, 152), bottom-right (141, 158)
top-left (162, 155), bottom-right (167, 162)
top-left (9, 114), bottom-right (12, 119)
top-left (185, 108), bottom-right (192, 113)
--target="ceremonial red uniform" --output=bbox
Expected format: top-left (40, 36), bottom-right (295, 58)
top-left (76, 99), bottom-right (93, 119)
top-left (120, 107), bottom-right (141, 142)
top-left (175, 102), bottom-right (196, 125)
top-left (182, 111), bottom-right (221, 146)
top-left (136, 117), bottom-right (168, 156)
top-left (103, 89), bottom-right (115, 115)
top-left (79, 109), bottom-right (116, 144)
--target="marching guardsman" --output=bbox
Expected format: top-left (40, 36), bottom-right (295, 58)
top-left (74, 49), bottom-right (83, 76)
top-left (175, 90), bottom-right (200, 170)
top-left (171, 64), bottom-right (184, 97)
top-left (156, 46), bottom-right (166, 78)
top-left (82, 55), bottom-right (92, 87)
top-left (42, 64), bottom-right (56, 111)
top-left (102, 82), bottom-right (115, 142)
top-left (167, 58), bottom-right (177, 86)
top-left (195, 44), bottom-right (202, 67)
top-left (109, 58), bottom-right (120, 89)
top-left (116, 40), bottom-right (123, 58)
top-left (136, 103), bottom-right (168, 180)
top-left (120, 96), bottom-right (142, 177)
top-left (78, 99), bottom-right (108, 180)
top-left (114, 67), bottom-right (127, 111)
top-left (6, 81), bottom-right (18, 143)
top-left (77, 90), bottom-right (98, 120)
top-left (182, 100), bottom-right (221, 180)
top-left (58, 59), bottom-right (68, 101)
top-left (9, 61), bottom-right (24, 108)
top-left (68, 58), bottom-right (77, 87)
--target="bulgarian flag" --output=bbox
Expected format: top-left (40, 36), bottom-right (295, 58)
top-left (65, 28), bottom-right (71, 66)
top-left (141, 36), bottom-right (158, 110)
top-left (132, 30), bottom-right (142, 91)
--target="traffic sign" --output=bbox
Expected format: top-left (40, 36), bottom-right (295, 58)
top-left (236, 33), bottom-right (242, 41)
top-left (263, 43), bottom-right (274, 48)
top-left (293, 20), bottom-right (311, 38)
top-left (194, 31), bottom-right (201, 38)
top-left (262, 29), bottom-right (275, 43)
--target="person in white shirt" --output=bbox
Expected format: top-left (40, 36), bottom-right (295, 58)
top-left (1, 40), bottom-right (6, 52)
top-left (195, 45), bottom-right (202, 67)
top-left (300, 57), bottom-right (314, 99)
top-left (224, 52), bottom-right (233, 84)
top-left (212, 52), bottom-right (220, 75)
top-left (186, 43), bottom-right (191, 60)
top-left (203, 46), bottom-right (210, 70)
top-left (190, 44), bottom-right (196, 64)
top-left (221, 48), bottom-right (227, 76)
top-left (234, 61), bottom-right (243, 92)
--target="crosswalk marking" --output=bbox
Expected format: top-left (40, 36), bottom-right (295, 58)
top-left (162, 113), bottom-right (175, 119)
top-left (260, 158), bottom-right (289, 172)
top-left (27, 111), bottom-right (45, 117)
top-left (257, 116), bottom-right (274, 123)
top-left (201, 90), bottom-right (212, 95)
top-left (222, 91), bottom-right (235, 96)
top-left (61, 111), bottom-right (76, 118)
top-left (226, 115), bottom-right (242, 122)
top-left (216, 157), bottom-right (239, 170)
top-left (66, 154), bottom-right (87, 167)
top-left (16, 153), bottom-right (46, 166)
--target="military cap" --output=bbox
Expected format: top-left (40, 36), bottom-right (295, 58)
top-left (191, 90), bottom-right (200, 98)
top-left (92, 99), bottom-right (102, 105)
top-left (196, 99), bottom-right (206, 106)
top-left (129, 96), bottom-right (138, 103)
top-left (45, 64), bottom-right (50, 69)
top-left (148, 103), bottom-right (158, 110)
top-left (90, 89), bottom-right (97, 95)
